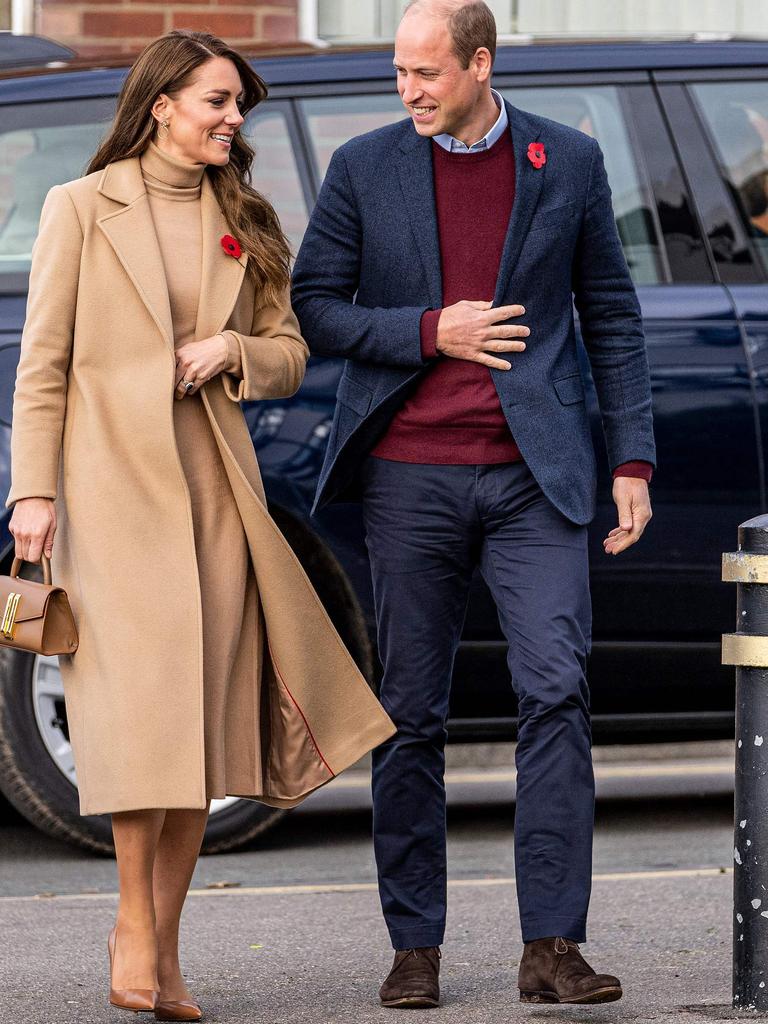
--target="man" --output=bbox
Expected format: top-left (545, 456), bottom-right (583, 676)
top-left (292, 0), bottom-right (654, 1008)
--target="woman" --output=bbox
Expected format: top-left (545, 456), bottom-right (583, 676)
top-left (8, 30), bottom-right (393, 1021)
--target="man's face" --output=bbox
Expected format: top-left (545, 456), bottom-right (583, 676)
top-left (394, 11), bottom-right (483, 139)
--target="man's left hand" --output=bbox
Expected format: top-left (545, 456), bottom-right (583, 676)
top-left (604, 477), bottom-right (652, 555)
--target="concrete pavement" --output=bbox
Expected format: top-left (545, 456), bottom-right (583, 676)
top-left (0, 742), bottom-right (742, 1022)
top-left (1, 869), bottom-right (734, 1023)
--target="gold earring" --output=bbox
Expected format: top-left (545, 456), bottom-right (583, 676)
top-left (157, 119), bottom-right (169, 138)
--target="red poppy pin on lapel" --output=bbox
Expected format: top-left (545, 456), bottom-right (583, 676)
top-left (527, 142), bottom-right (546, 169)
top-left (220, 234), bottom-right (242, 259)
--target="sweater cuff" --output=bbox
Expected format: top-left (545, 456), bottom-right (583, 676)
top-left (613, 461), bottom-right (653, 483)
top-left (221, 331), bottom-right (243, 377)
top-left (420, 309), bottom-right (441, 361)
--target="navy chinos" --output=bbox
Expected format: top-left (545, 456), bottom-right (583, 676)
top-left (361, 457), bottom-right (594, 950)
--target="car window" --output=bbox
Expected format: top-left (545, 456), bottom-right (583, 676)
top-left (243, 106), bottom-right (308, 256)
top-left (499, 85), bottom-right (663, 285)
top-left (299, 94), bottom-right (405, 180)
top-left (689, 80), bottom-right (768, 279)
top-left (0, 99), bottom-right (307, 290)
top-left (301, 86), bottom-right (662, 286)
top-left (0, 99), bottom-right (114, 291)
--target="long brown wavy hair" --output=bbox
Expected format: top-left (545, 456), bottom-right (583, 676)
top-left (87, 30), bottom-right (290, 306)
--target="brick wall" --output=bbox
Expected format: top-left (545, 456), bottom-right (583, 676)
top-left (36, 0), bottom-right (300, 58)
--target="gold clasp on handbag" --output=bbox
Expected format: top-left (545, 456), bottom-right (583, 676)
top-left (1, 592), bottom-right (21, 639)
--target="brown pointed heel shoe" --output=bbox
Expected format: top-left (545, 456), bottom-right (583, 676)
top-left (379, 946), bottom-right (441, 1008)
top-left (154, 999), bottom-right (202, 1021)
top-left (108, 929), bottom-right (159, 1013)
top-left (518, 937), bottom-right (622, 1005)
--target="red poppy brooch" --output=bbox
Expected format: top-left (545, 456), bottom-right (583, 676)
top-left (220, 234), bottom-right (242, 259)
top-left (527, 142), bottom-right (546, 169)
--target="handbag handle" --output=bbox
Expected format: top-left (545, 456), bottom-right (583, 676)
top-left (10, 554), bottom-right (52, 586)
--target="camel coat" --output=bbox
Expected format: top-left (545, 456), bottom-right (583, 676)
top-left (8, 157), bottom-right (395, 815)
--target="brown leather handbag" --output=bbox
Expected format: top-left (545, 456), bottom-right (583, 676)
top-left (0, 555), bottom-right (78, 656)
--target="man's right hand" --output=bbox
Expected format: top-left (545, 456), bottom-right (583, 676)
top-left (9, 497), bottom-right (56, 562)
top-left (436, 301), bottom-right (529, 370)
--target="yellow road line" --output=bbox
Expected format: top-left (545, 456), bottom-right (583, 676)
top-left (594, 762), bottom-right (733, 780)
top-left (327, 761), bottom-right (733, 789)
top-left (0, 866), bottom-right (732, 905)
top-left (593, 867), bottom-right (730, 882)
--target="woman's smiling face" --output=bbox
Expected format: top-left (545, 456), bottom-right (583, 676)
top-left (151, 56), bottom-right (245, 167)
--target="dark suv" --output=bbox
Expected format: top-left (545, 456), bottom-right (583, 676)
top-left (0, 34), bottom-right (764, 853)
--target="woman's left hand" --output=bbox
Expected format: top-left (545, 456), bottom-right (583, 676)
top-left (174, 334), bottom-right (228, 399)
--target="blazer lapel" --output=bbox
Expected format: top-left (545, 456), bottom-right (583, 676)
top-left (195, 175), bottom-right (247, 342)
top-left (493, 102), bottom-right (547, 304)
top-left (96, 159), bottom-right (174, 349)
top-left (396, 132), bottom-right (442, 310)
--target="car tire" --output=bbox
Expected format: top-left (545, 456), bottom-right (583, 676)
top-left (269, 504), bottom-right (375, 687)
top-left (0, 642), bottom-right (114, 853)
top-left (0, 641), bottom-right (287, 855)
top-left (0, 528), bottom-right (371, 856)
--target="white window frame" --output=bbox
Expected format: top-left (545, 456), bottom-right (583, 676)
top-left (301, 0), bottom-right (768, 44)
top-left (11, 0), bottom-right (34, 35)
top-left (300, 0), bottom-right (520, 44)
top-left (299, 0), bottom-right (327, 46)
top-left (300, 0), bottom-right (412, 45)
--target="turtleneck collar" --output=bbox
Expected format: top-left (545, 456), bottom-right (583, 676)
top-left (140, 141), bottom-right (205, 199)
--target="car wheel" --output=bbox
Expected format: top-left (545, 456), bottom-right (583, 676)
top-left (0, 646), bottom-right (285, 855)
top-left (0, 526), bottom-right (370, 856)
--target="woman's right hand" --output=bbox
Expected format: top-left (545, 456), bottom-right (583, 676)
top-left (9, 497), bottom-right (56, 562)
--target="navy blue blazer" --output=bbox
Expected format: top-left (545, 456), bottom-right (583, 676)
top-left (291, 100), bottom-right (656, 525)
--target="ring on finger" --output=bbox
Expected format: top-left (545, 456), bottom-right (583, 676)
top-left (181, 379), bottom-right (194, 394)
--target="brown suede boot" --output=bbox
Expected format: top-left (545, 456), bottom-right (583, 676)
top-left (379, 947), bottom-right (441, 1008)
top-left (518, 937), bottom-right (622, 1004)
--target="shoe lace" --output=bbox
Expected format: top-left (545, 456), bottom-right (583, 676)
top-left (555, 937), bottom-right (580, 954)
top-left (399, 947), bottom-right (442, 961)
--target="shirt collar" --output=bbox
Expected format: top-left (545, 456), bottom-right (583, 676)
top-left (433, 90), bottom-right (508, 154)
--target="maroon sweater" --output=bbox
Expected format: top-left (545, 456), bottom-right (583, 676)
top-left (371, 131), bottom-right (652, 482)
top-left (372, 134), bottom-right (521, 464)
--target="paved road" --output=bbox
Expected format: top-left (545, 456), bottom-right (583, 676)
top-left (0, 743), bottom-right (743, 1022)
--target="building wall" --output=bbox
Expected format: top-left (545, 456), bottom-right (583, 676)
top-left (299, 0), bottom-right (768, 41)
top-left (516, 0), bottom-right (768, 35)
top-left (35, 0), bottom-right (299, 58)
top-left (28, 0), bottom-right (768, 55)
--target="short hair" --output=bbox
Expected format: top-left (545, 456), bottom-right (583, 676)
top-left (742, 173), bottom-right (768, 219)
top-left (405, 0), bottom-right (497, 68)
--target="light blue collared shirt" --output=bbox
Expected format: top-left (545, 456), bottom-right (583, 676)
top-left (432, 89), bottom-right (508, 154)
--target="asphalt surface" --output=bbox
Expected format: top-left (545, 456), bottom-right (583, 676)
top-left (0, 742), bottom-right (746, 1023)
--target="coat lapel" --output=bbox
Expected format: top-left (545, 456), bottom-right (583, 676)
top-left (195, 175), bottom-right (248, 342)
top-left (396, 131), bottom-right (442, 310)
top-left (493, 102), bottom-right (547, 304)
top-left (96, 159), bottom-right (174, 349)
top-left (97, 160), bottom-right (248, 350)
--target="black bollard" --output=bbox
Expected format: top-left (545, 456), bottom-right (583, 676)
top-left (723, 514), bottom-right (768, 1010)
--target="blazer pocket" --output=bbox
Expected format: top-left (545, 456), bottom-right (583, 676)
top-left (553, 373), bottom-right (586, 405)
top-left (336, 376), bottom-right (373, 417)
top-left (528, 200), bottom-right (578, 234)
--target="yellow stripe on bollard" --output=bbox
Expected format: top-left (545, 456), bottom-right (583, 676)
top-left (723, 552), bottom-right (768, 583)
top-left (722, 633), bottom-right (768, 667)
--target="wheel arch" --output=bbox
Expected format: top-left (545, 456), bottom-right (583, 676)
top-left (0, 512), bottom-right (374, 855)
top-left (268, 502), bottom-right (374, 686)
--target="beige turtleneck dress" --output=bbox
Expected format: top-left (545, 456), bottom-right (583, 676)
top-left (140, 142), bottom-right (253, 799)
